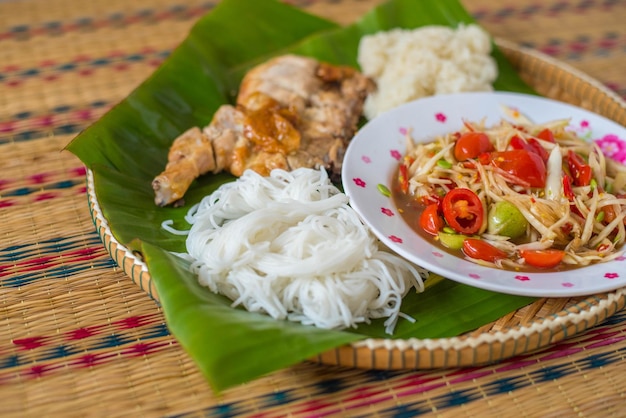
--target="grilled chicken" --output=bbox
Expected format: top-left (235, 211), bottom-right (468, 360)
top-left (152, 54), bottom-right (374, 206)
top-left (151, 127), bottom-right (215, 206)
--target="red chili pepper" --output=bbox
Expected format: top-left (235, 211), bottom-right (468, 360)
top-left (566, 150), bottom-right (592, 186)
top-left (398, 163), bottom-right (409, 194)
top-left (441, 188), bottom-right (484, 234)
top-left (478, 150), bottom-right (547, 188)
top-left (562, 174), bottom-right (575, 200)
top-left (561, 222), bottom-right (573, 235)
top-left (562, 174), bottom-right (586, 217)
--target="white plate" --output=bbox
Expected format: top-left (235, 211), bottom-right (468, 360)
top-left (342, 91), bottom-right (626, 297)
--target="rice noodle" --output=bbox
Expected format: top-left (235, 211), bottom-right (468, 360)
top-left (177, 167), bottom-right (426, 333)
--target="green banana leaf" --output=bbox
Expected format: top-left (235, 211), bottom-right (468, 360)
top-left (67, 0), bottom-right (538, 392)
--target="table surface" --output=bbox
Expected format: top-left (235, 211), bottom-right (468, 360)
top-left (1, 0), bottom-right (626, 416)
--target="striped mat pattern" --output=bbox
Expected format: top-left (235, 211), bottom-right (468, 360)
top-left (1, 0), bottom-right (625, 416)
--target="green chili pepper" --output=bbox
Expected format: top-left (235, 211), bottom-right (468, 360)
top-left (595, 211), bottom-right (605, 223)
top-left (442, 226), bottom-right (456, 234)
top-left (377, 184), bottom-right (391, 197)
top-left (437, 159), bottom-right (452, 169)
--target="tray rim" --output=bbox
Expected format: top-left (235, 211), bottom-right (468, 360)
top-left (85, 38), bottom-right (626, 369)
top-left (86, 167), bottom-right (626, 368)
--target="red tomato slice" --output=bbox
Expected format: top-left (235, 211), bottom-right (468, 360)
top-left (509, 135), bottom-right (528, 151)
top-left (419, 203), bottom-right (443, 235)
top-left (478, 150), bottom-right (547, 188)
top-left (519, 249), bottom-right (565, 268)
top-left (566, 150), bottom-right (592, 186)
top-left (441, 188), bottom-right (484, 234)
top-left (536, 128), bottom-right (555, 143)
top-left (526, 138), bottom-right (550, 162)
top-left (462, 238), bottom-right (507, 263)
top-left (454, 132), bottom-right (493, 161)
top-left (509, 136), bottom-right (549, 162)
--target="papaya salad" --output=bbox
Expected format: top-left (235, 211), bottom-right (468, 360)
top-left (393, 118), bottom-right (626, 271)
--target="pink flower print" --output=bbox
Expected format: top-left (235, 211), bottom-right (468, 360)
top-left (435, 112), bottom-right (447, 123)
top-left (567, 120), bottom-right (592, 140)
top-left (515, 275), bottom-right (530, 282)
top-left (605, 272), bottom-right (619, 279)
top-left (562, 282), bottom-right (574, 288)
top-left (616, 256), bottom-right (626, 261)
top-left (469, 273), bottom-right (480, 279)
top-left (381, 207), bottom-right (394, 217)
top-left (353, 178), bottom-right (366, 188)
top-left (389, 235), bottom-right (403, 243)
top-left (399, 127), bottom-right (408, 135)
top-left (432, 251), bottom-right (444, 258)
top-left (594, 134), bottom-right (626, 164)
top-left (361, 155), bottom-right (372, 163)
top-left (390, 149), bottom-right (402, 160)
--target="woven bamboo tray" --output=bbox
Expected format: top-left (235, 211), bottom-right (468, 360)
top-left (86, 38), bottom-right (626, 370)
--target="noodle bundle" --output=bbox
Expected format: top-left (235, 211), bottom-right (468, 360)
top-left (177, 168), bottom-right (425, 333)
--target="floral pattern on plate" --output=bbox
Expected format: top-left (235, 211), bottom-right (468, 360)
top-left (342, 92), bottom-right (626, 297)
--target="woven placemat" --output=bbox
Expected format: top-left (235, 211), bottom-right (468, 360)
top-left (2, 0), bottom-right (626, 416)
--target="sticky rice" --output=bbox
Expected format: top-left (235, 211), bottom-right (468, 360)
top-left (358, 24), bottom-right (498, 119)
